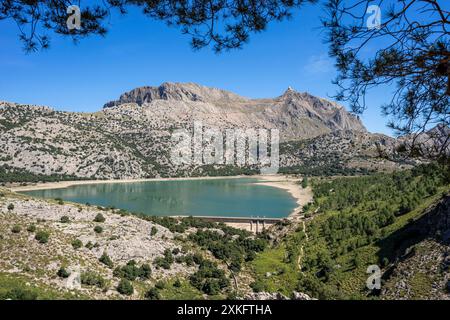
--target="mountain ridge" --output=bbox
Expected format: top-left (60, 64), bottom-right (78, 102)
top-left (0, 83), bottom-right (434, 180)
top-left (103, 82), bottom-right (249, 108)
top-left (102, 82), bottom-right (367, 142)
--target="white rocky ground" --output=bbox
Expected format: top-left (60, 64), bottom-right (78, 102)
top-left (0, 189), bottom-right (197, 299)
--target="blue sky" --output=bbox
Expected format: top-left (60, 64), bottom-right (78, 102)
top-left (0, 3), bottom-right (393, 135)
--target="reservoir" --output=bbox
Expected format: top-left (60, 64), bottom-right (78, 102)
top-left (20, 178), bottom-right (297, 218)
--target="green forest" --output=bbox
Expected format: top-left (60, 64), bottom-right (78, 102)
top-left (0, 165), bottom-right (87, 184)
top-left (250, 163), bottom-right (450, 299)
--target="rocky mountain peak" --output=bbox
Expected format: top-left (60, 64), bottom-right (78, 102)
top-left (104, 82), bottom-right (247, 108)
top-left (280, 86), bottom-right (300, 99)
top-left (285, 86), bottom-right (295, 93)
top-left (428, 123), bottom-right (450, 136)
top-left (101, 82), bottom-right (367, 139)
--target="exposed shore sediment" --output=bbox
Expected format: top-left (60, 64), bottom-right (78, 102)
top-left (9, 175), bottom-right (246, 192)
top-left (255, 175), bottom-right (312, 216)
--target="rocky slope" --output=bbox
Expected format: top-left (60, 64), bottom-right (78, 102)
top-left (0, 187), bottom-right (279, 300)
top-left (0, 187), bottom-right (314, 300)
top-left (0, 189), bottom-right (190, 299)
top-left (103, 82), bottom-right (367, 141)
top-left (381, 194), bottom-right (450, 300)
top-left (397, 124), bottom-right (450, 159)
top-left (0, 83), bottom-right (414, 180)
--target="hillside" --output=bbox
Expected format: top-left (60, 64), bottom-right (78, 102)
top-left (0, 188), bottom-right (271, 300)
top-left (0, 83), bottom-right (411, 182)
top-left (0, 164), bottom-right (448, 300)
top-left (103, 82), bottom-right (367, 141)
top-left (381, 193), bottom-right (450, 299)
top-left (249, 163), bottom-right (450, 299)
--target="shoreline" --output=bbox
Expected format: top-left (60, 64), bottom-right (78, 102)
top-left (255, 175), bottom-right (312, 217)
top-left (8, 175), bottom-right (249, 192)
top-left (9, 174), bottom-right (312, 223)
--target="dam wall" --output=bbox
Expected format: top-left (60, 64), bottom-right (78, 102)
top-left (191, 215), bottom-right (283, 233)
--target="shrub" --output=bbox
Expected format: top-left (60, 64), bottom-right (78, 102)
top-left (182, 254), bottom-right (195, 266)
top-left (173, 279), bottom-right (182, 288)
top-left (11, 225), bottom-right (21, 233)
top-left (55, 198), bottom-right (64, 205)
top-left (7, 203), bottom-right (14, 211)
top-left (250, 280), bottom-right (265, 293)
top-left (226, 291), bottom-right (238, 300)
top-left (153, 257), bottom-right (170, 270)
top-left (94, 226), bottom-right (103, 234)
top-left (60, 216), bottom-right (70, 223)
top-left (202, 279), bottom-right (221, 295)
top-left (164, 249), bottom-right (174, 263)
top-left (153, 249), bottom-right (174, 270)
top-left (26, 224), bottom-right (36, 232)
top-left (192, 253), bottom-right (204, 265)
top-left (35, 230), bottom-right (49, 244)
top-left (189, 260), bottom-right (229, 295)
top-left (80, 271), bottom-right (105, 288)
top-left (114, 260), bottom-right (138, 280)
top-left (245, 251), bottom-right (256, 262)
top-left (140, 263), bottom-right (152, 280)
top-left (85, 241), bottom-right (94, 249)
top-left (1, 288), bottom-right (37, 300)
top-left (301, 177), bottom-right (308, 188)
top-left (155, 281), bottom-right (166, 289)
top-left (113, 261), bottom-right (151, 281)
top-left (57, 267), bottom-right (70, 278)
top-left (302, 203), bottom-right (311, 212)
top-left (99, 252), bottom-right (114, 268)
top-left (144, 287), bottom-right (160, 300)
top-left (353, 256), bottom-right (361, 268)
top-left (229, 260), bottom-right (242, 273)
top-left (71, 239), bottom-right (83, 249)
top-left (94, 213), bottom-right (105, 223)
top-left (150, 226), bottom-right (158, 236)
top-left (117, 279), bottom-right (133, 296)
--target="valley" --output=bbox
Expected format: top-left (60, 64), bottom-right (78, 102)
top-left (0, 163), bottom-right (448, 300)
top-left (0, 83), bottom-right (448, 300)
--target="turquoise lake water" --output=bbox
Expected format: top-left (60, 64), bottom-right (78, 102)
top-left (21, 178), bottom-right (297, 218)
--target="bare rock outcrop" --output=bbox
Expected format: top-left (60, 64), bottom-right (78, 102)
top-left (103, 82), bottom-right (367, 141)
top-left (0, 83), bottom-right (416, 180)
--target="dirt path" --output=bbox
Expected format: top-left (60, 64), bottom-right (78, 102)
top-left (297, 221), bottom-right (309, 272)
